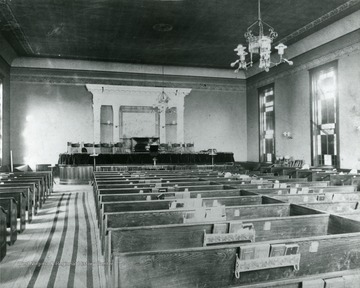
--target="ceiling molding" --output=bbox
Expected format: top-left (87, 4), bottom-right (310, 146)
top-left (11, 58), bottom-right (246, 79)
top-left (0, 27), bottom-right (18, 66)
top-left (10, 67), bottom-right (246, 92)
top-left (276, 0), bottom-right (360, 45)
top-left (246, 40), bottom-right (360, 90)
top-left (0, 1), bottom-right (33, 55)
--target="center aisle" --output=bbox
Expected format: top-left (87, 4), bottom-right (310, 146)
top-left (0, 184), bottom-right (106, 288)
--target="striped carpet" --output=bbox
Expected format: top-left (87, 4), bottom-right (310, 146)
top-left (0, 184), bottom-right (105, 288)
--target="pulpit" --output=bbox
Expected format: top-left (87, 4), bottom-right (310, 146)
top-left (131, 137), bottom-right (159, 152)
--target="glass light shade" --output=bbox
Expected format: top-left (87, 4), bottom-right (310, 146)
top-left (275, 43), bottom-right (287, 55)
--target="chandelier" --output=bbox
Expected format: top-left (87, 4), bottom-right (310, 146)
top-left (231, 0), bottom-right (293, 72)
top-left (153, 66), bottom-right (171, 113)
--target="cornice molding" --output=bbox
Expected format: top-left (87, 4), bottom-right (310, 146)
top-left (276, 0), bottom-right (360, 45)
top-left (86, 84), bottom-right (192, 99)
top-left (11, 68), bottom-right (246, 92)
top-left (0, 1), bottom-right (33, 54)
top-left (247, 40), bottom-right (360, 90)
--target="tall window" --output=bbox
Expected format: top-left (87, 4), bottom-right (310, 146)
top-left (0, 79), bottom-right (2, 166)
top-left (310, 62), bottom-right (338, 167)
top-left (259, 85), bottom-right (275, 163)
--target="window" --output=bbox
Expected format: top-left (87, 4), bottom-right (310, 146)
top-left (259, 85), bottom-right (275, 163)
top-left (0, 79), bottom-right (2, 166)
top-left (310, 62), bottom-right (338, 167)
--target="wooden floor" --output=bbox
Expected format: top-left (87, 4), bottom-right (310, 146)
top-left (0, 183), bottom-right (106, 288)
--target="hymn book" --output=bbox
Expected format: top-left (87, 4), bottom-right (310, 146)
top-left (269, 244), bottom-right (286, 257)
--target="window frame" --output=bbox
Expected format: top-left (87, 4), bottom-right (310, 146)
top-left (258, 83), bottom-right (276, 163)
top-left (309, 61), bottom-right (340, 168)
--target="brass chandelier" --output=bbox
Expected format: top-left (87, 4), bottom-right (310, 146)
top-left (231, 0), bottom-right (293, 72)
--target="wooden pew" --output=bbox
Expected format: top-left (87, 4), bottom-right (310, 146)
top-left (262, 192), bottom-right (360, 204)
top-left (12, 172), bottom-right (52, 195)
top-left (312, 172), bottom-right (360, 190)
top-left (99, 189), bottom-right (254, 203)
top-left (10, 175), bottom-right (48, 199)
top-left (0, 187), bottom-right (33, 222)
top-left (107, 211), bottom-right (326, 252)
top-left (103, 203), bottom-right (293, 229)
top-left (292, 201), bottom-right (359, 214)
top-left (233, 269), bottom-right (360, 288)
top-left (98, 195), bottom-right (262, 236)
top-left (0, 206), bottom-right (6, 261)
top-left (101, 202), bottom-right (293, 254)
top-left (0, 182), bottom-right (38, 214)
top-left (111, 214), bottom-right (360, 287)
top-left (0, 190), bottom-right (27, 232)
top-left (2, 178), bottom-right (44, 208)
top-left (0, 198), bottom-right (17, 244)
top-left (106, 212), bottom-right (328, 277)
top-left (241, 185), bottom-right (357, 196)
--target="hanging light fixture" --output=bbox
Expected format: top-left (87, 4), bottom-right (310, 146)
top-left (153, 66), bottom-right (171, 113)
top-left (231, 0), bottom-right (293, 72)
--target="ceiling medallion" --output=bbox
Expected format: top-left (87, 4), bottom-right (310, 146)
top-left (231, 0), bottom-right (293, 72)
top-left (153, 23), bottom-right (173, 32)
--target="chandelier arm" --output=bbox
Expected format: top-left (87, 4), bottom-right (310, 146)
top-left (261, 20), bottom-right (276, 33)
top-left (246, 20), bottom-right (260, 31)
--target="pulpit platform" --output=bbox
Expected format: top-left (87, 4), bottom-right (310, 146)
top-left (58, 152), bottom-right (234, 184)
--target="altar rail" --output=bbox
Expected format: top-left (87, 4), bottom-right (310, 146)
top-left (59, 162), bottom-right (237, 184)
top-left (58, 152), bottom-right (234, 165)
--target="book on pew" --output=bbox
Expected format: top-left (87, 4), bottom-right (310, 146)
top-left (156, 193), bottom-right (165, 200)
top-left (302, 187), bottom-right (309, 194)
top-left (212, 223), bottom-right (228, 234)
top-left (229, 222), bottom-right (243, 233)
top-left (285, 244), bottom-right (299, 255)
top-left (290, 188), bottom-right (297, 194)
top-left (239, 246), bottom-right (255, 260)
top-left (302, 278), bottom-right (325, 288)
top-left (324, 277), bottom-right (345, 288)
top-left (174, 192), bottom-right (183, 199)
top-left (254, 244), bottom-right (270, 259)
top-left (269, 244), bottom-right (286, 257)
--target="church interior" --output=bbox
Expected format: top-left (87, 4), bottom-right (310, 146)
top-left (1, 0), bottom-right (360, 287)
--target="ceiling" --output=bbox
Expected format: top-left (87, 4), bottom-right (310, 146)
top-left (0, 0), bottom-right (359, 70)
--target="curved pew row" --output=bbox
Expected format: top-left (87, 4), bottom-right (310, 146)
top-left (98, 194), bottom-right (261, 234)
top-left (101, 202), bottom-right (313, 256)
top-left (234, 269), bottom-right (360, 288)
top-left (104, 204), bottom-right (325, 272)
top-left (0, 187), bottom-right (33, 222)
top-left (0, 198), bottom-right (17, 245)
top-left (0, 183), bottom-right (38, 214)
top-left (112, 214), bottom-right (360, 288)
top-left (0, 190), bottom-right (27, 232)
top-left (94, 184), bottom-right (274, 222)
top-left (0, 171), bottom-right (53, 259)
top-left (298, 201), bottom-right (360, 223)
top-left (2, 178), bottom-right (44, 209)
top-left (0, 206), bottom-right (6, 261)
top-left (262, 192), bottom-right (360, 204)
